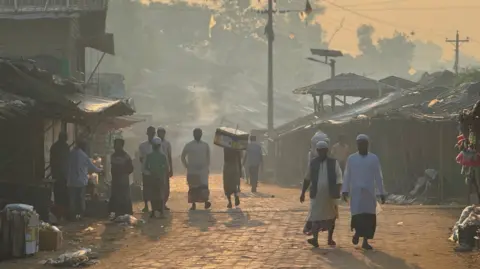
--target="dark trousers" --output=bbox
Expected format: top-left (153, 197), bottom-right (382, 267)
top-left (164, 178), bottom-right (170, 205)
top-left (249, 165), bottom-right (259, 192)
top-left (68, 186), bottom-right (86, 218)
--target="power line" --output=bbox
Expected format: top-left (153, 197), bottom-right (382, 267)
top-left (352, 6), bottom-right (480, 12)
top-left (321, 0), bottom-right (458, 42)
top-left (341, 0), bottom-right (410, 8)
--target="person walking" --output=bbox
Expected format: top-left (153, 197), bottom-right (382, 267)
top-left (157, 127), bottom-right (173, 210)
top-left (138, 126), bottom-right (156, 213)
top-left (223, 147), bottom-right (242, 208)
top-left (181, 128), bottom-right (211, 210)
top-left (243, 135), bottom-right (263, 193)
top-left (331, 134), bottom-right (350, 172)
top-left (341, 134), bottom-right (386, 250)
top-left (300, 141), bottom-right (343, 248)
top-left (145, 137), bottom-right (168, 218)
top-left (67, 140), bottom-right (102, 220)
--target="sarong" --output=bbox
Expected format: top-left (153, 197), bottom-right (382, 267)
top-left (223, 162), bottom-right (240, 196)
top-left (150, 176), bottom-right (165, 212)
top-left (303, 219), bottom-right (335, 235)
top-left (109, 177), bottom-right (133, 216)
top-left (142, 174), bottom-right (153, 200)
top-left (351, 213), bottom-right (377, 239)
top-left (187, 174), bottom-right (209, 203)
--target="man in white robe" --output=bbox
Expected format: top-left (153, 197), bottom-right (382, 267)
top-left (181, 128), bottom-right (211, 210)
top-left (341, 134), bottom-right (386, 250)
top-left (300, 141), bottom-right (343, 248)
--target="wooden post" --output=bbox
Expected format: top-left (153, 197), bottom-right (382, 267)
top-left (439, 124), bottom-right (444, 202)
top-left (313, 95), bottom-right (318, 112)
top-left (330, 94), bottom-right (335, 112)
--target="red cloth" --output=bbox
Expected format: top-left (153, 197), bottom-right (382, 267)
top-left (456, 151), bottom-right (480, 167)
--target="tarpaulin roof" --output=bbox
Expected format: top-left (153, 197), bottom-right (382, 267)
top-left (0, 88), bottom-right (34, 120)
top-left (96, 115), bottom-right (145, 131)
top-left (0, 59), bottom-right (134, 121)
top-left (379, 76), bottom-right (418, 90)
top-left (293, 73), bottom-right (398, 98)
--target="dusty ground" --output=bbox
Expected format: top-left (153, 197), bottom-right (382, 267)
top-left (1, 175), bottom-right (479, 269)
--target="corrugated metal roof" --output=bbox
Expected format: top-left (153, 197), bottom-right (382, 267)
top-left (65, 93), bottom-right (134, 116)
top-left (293, 73), bottom-right (398, 98)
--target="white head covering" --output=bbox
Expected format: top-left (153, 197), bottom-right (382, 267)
top-left (316, 140), bottom-right (329, 149)
top-left (311, 132), bottom-right (329, 146)
top-left (152, 137), bottom-right (163, 145)
top-left (309, 132), bottom-right (330, 160)
top-left (356, 134), bottom-right (369, 141)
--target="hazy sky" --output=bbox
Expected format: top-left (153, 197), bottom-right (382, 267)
top-left (141, 0), bottom-right (480, 61)
top-left (317, 0), bottom-right (480, 60)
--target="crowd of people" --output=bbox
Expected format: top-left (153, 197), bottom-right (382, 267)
top-left (49, 126), bottom-right (264, 221)
top-left (50, 124), bottom-right (384, 251)
top-left (301, 132), bottom-right (386, 250)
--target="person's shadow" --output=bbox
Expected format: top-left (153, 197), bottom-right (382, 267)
top-left (186, 209), bottom-right (217, 232)
top-left (140, 212), bottom-right (173, 241)
top-left (310, 248), bottom-right (422, 269)
top-left (224, 208), bottom-right (264, 228)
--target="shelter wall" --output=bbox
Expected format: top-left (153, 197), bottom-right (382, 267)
top-left (274, 118), bottom-right (464, 199)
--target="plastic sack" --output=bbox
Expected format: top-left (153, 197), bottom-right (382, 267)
top-left (44, 248), bottom-right (99, 267)
top-left (4, 204), bottom-right (34, 212)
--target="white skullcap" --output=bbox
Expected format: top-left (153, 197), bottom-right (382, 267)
top-left (152, 137), bottom-right (163, 145)
top-left (316, 140), bottom-right (329, 149)
top-left (356, 134), bottom-right (369, 141)
top-left (311, 132), bottom-right (330, 144)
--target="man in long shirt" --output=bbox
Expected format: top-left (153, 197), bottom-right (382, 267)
top-left (157, 127), bottom-right (173, 210)
top-left (341, 134), bottom-right (386, 250)
top-left (50, 132), bottom-right (70, 218)
top-left (330, 134), bottom-right (350, 171)
top-left (67, 140), bottom-right (102, 220)
top-left (243, 135), bottom-right (263, 193)
top-left (138, 126), bottom-right (157, 213)
top-left (300, 141), bottom-right (343, 248)
top-left (181, 128), bottom-right (211, 210)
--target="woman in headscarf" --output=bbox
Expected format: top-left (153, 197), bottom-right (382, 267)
top-left (223, 147), bottom-right (242, 208)
top-left (109, 139), bottom-right (134, 218)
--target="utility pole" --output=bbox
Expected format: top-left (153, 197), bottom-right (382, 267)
top-left (267, 0), bottom-right (274, 138)
top-left (265, 0), bottom-right (275, 165)
top-left (446, 31), bottom-right (469, 75)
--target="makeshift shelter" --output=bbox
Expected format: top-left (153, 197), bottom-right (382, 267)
top-left (293, 73), bottom-right (398, 113)
top-left (379, 76), bottom-right (418, 90)
top-left (273, 112), bottom-right (461, 200)
top-left (0, 59), bottom-right (135, 220)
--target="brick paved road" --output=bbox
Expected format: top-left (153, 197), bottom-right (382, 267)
top-left (2, 175), bottom-right (479, 269)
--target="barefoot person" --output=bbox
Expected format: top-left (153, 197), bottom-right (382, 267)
top-left (181, 128), bottom-right (211, 210)
top-left (145, 137), bottom-right (168, 218)
top-left (342, 134), bottom-right (386, 250)
top-left (300, 140), bottom-right (343, 248)
top-left (223, 147), bottom-right (242, 208)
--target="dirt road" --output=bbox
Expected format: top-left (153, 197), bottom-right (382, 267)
top-left (1, 175), bottom-right (478, 268)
